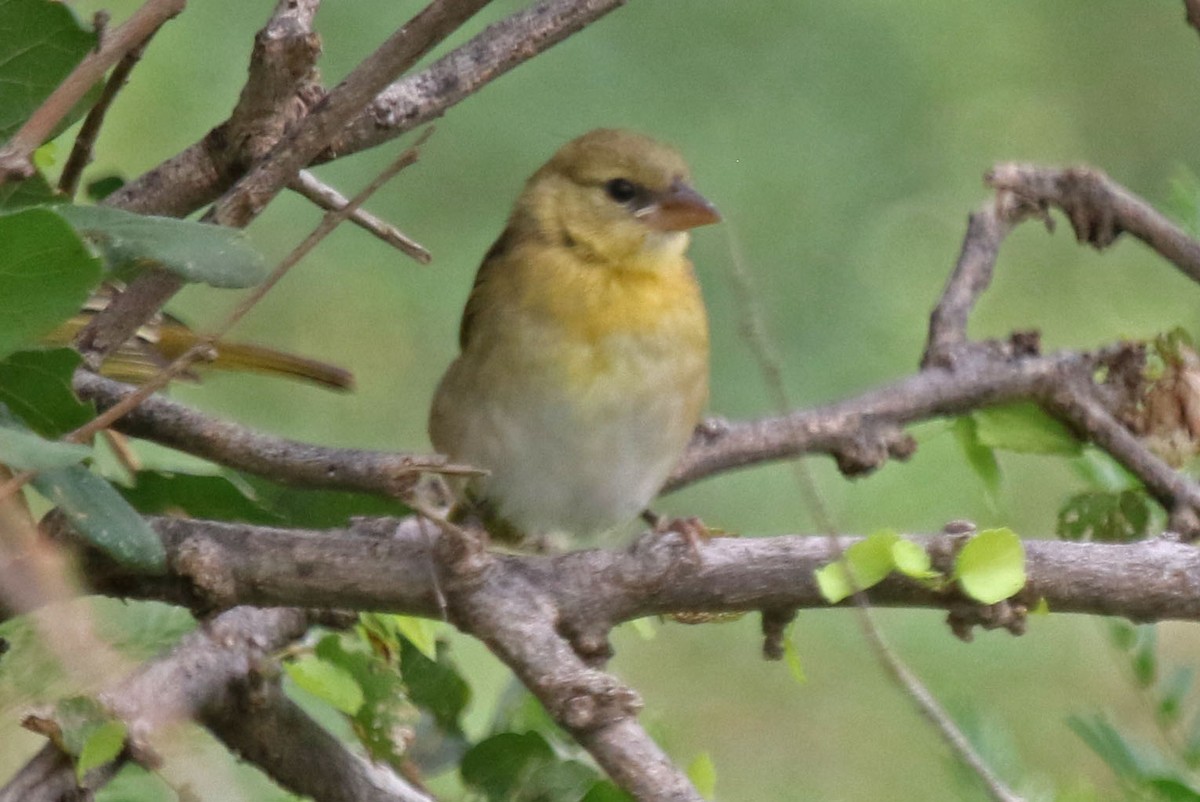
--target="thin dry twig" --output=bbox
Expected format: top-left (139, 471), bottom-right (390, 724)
top-left (290, 169), bottom-right (432, 262)
top-left (0, 0), bottom-right (186, 182)
top-left (58, 42), bottom-right (151, 198)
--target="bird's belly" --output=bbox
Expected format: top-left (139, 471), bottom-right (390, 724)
top-left (462, 336), bottom-right (703, 537)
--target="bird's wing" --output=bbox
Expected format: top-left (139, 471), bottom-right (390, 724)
top-left (459, 226), bottom-right (515, 350)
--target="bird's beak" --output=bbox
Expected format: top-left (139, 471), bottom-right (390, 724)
top-left (643, 180), bottom-right (721, 232)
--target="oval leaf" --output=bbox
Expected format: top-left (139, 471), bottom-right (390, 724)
top-left (955, 528), bottom-right (1026, 604)
top-left (973, 402), bottom-right (1082, 455)
top-left (0, 421), bottom-right (90, 469)
top-left (32, 464), bottom-right (166, 572)
top-left (284, 655), bottom-right (364, 715)
top-left (0, 208), bottom-right (102, 359)
top-left (55, 205), bottom-right (268, 288)
top-left (76, 719), bottom-right (126, 781)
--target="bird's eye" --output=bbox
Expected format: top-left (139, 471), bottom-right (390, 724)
top-left (604, 178), bottom-right (639, 204)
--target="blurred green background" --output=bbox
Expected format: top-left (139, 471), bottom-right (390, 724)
top-left (7, 0), bottom-right (1200, 798)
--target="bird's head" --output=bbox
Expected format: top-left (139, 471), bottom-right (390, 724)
top-left (515, 128), bottom-right (720, 268)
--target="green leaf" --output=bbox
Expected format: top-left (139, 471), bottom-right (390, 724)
top-left (0, 171), bottom-right (59, 212)
top-left (52, 696), bottom-right (127, 779)
top-left (1146, 778), bottom-right (1200, 801)
top-left (75, 719), bottom-right (126, 781)
top-left (1067, 713), bottom-right (1148, 781)
top-left (816, 530), bottom-right (903, 603)
top-left (1057, 490), bottom-right (1152, 543)
top-left (0, 415), bottom-right (90, 468)
top-left (0, 0), bottom-right (98, 141)
top-left (782, 637), bottom-right (806, 684)
top-left (891, 538), bottom-right (937, 579)
top-left (0, 349), bottom-right (92, 437)
top-left (627, 616), bottom-right (657, 640)
top-left (400, 637), bottom-right (471, 735)
top-left (390, 615), bottom-right (437, 662)
top-left (952, 416), bottom-right (1001, 493)
top-left (238, 473), bottom-right (412, 528)
top-left (954, 528), bottom-right (1026, 604)
top-left (1158, 666), bottom-right (1194, 726)
top-left (0, 208), bottom-right (102, 359)
top-left (32, 462), bottom-right (166, 572)
top-left (55, 205), bottom-right (268, 289)
top-left (815, 560), bottom-right (854, 604)
top-left (1133, 625), bottom-right (1158, 689)
top-left (119, 471), bottom-right (279, 524)
top-left (314, 632), bottom-right (417, 767)
top-left (973, 402), bottom-right (1082, 455)
top-left (460, 732), bottom-right (555, 799)
top-left (687, 752), bottom-right (717, 799)
top-left (284, 655), bottom-right (364, 715)
top-left (1109, 619), bottom-right (1138, 652)
top-left (581, 782), bottom-right (636, 802)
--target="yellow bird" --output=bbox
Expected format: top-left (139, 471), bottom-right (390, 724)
top-left (429, 129), bottom-right (719, 542)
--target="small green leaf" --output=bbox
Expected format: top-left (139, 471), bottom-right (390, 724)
top-left (1133, 626), bottom-right (1158, 689)
top-left (52, 696), bottom-right (127, 779)
top-left (119, 471), bottom-right (278, 524)
top-left (952, 416), bottom-right (1001, 493)
top-left (284, 655), bottom-right (364, 715)
top-left (0, 412), bottom-right (90, 468)
top-left (891, 538), bottom-right (936, 579)
top-left (845, 530), bottom-right (900, 588)
top-left (687, 752), bottom-right (717, 799)
top-left (581, 782), bottom-right (636, 802)
top-left (75, 719), bottom-right (126, 781)
top-left (0, 171), bottom-right (59, 212)
top-left (627, 617), bottom-right (657, 640)
top-left (399, 637), bottom-right (470, 735)
top-left (954, 528), bottom-right (1026, 604)
top-left (461, 732), bottom-right (555, 798)
top-left (1067, 713), bottom-right (1145, 780)
top-left (32, 463), bottom-right (166, 572)
top-left (973, 402), bottom-right (1082, 455)
top-left (0, 208), bottom-right (102, 358)
top-left (0, 349), bottom-right (92, 437)
top-left (1109, 619), bottom-right (1138, 652)
top-left (390, 615), bottom-right (437, 662)
top-left (55, 205), bottom-right (268, 289)
top-left (1030, 597), bottom-right (1050, 615)
top-left (782, 637), bottom-right (806, 684)
top-left (815, 561), bottom-right (854, 604)
top-left (1158, 666), bottom-right (1194, 726)
top-left (314, 632), bottom-right (417, 767)
top-left (816, 531), bottom-right (901, 603)
top-left (1057, 490), bottom-right (1152, 543)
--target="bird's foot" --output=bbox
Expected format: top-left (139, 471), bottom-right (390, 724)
top-left (642, 511), bottom-right (718, 561)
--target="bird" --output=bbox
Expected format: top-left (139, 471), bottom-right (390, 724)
top-left (428, 128), bottom-right (719, 544)
top-left (44, 286), bottom-right (354, 392)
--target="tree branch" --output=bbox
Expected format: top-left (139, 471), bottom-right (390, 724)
top-left (326, 0), bottom-right (628, 158)
top-left (62, 516), bottom-right (1200, 626)
top-left (73, 372), bottom-right (475, 495)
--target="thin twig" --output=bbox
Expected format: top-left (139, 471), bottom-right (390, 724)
top-left (0, 0), bottom-right (186, 182)
top-left (58, 41), bottom-right (152, 198)
top-left (290, 169), bottom-right (432, 263)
